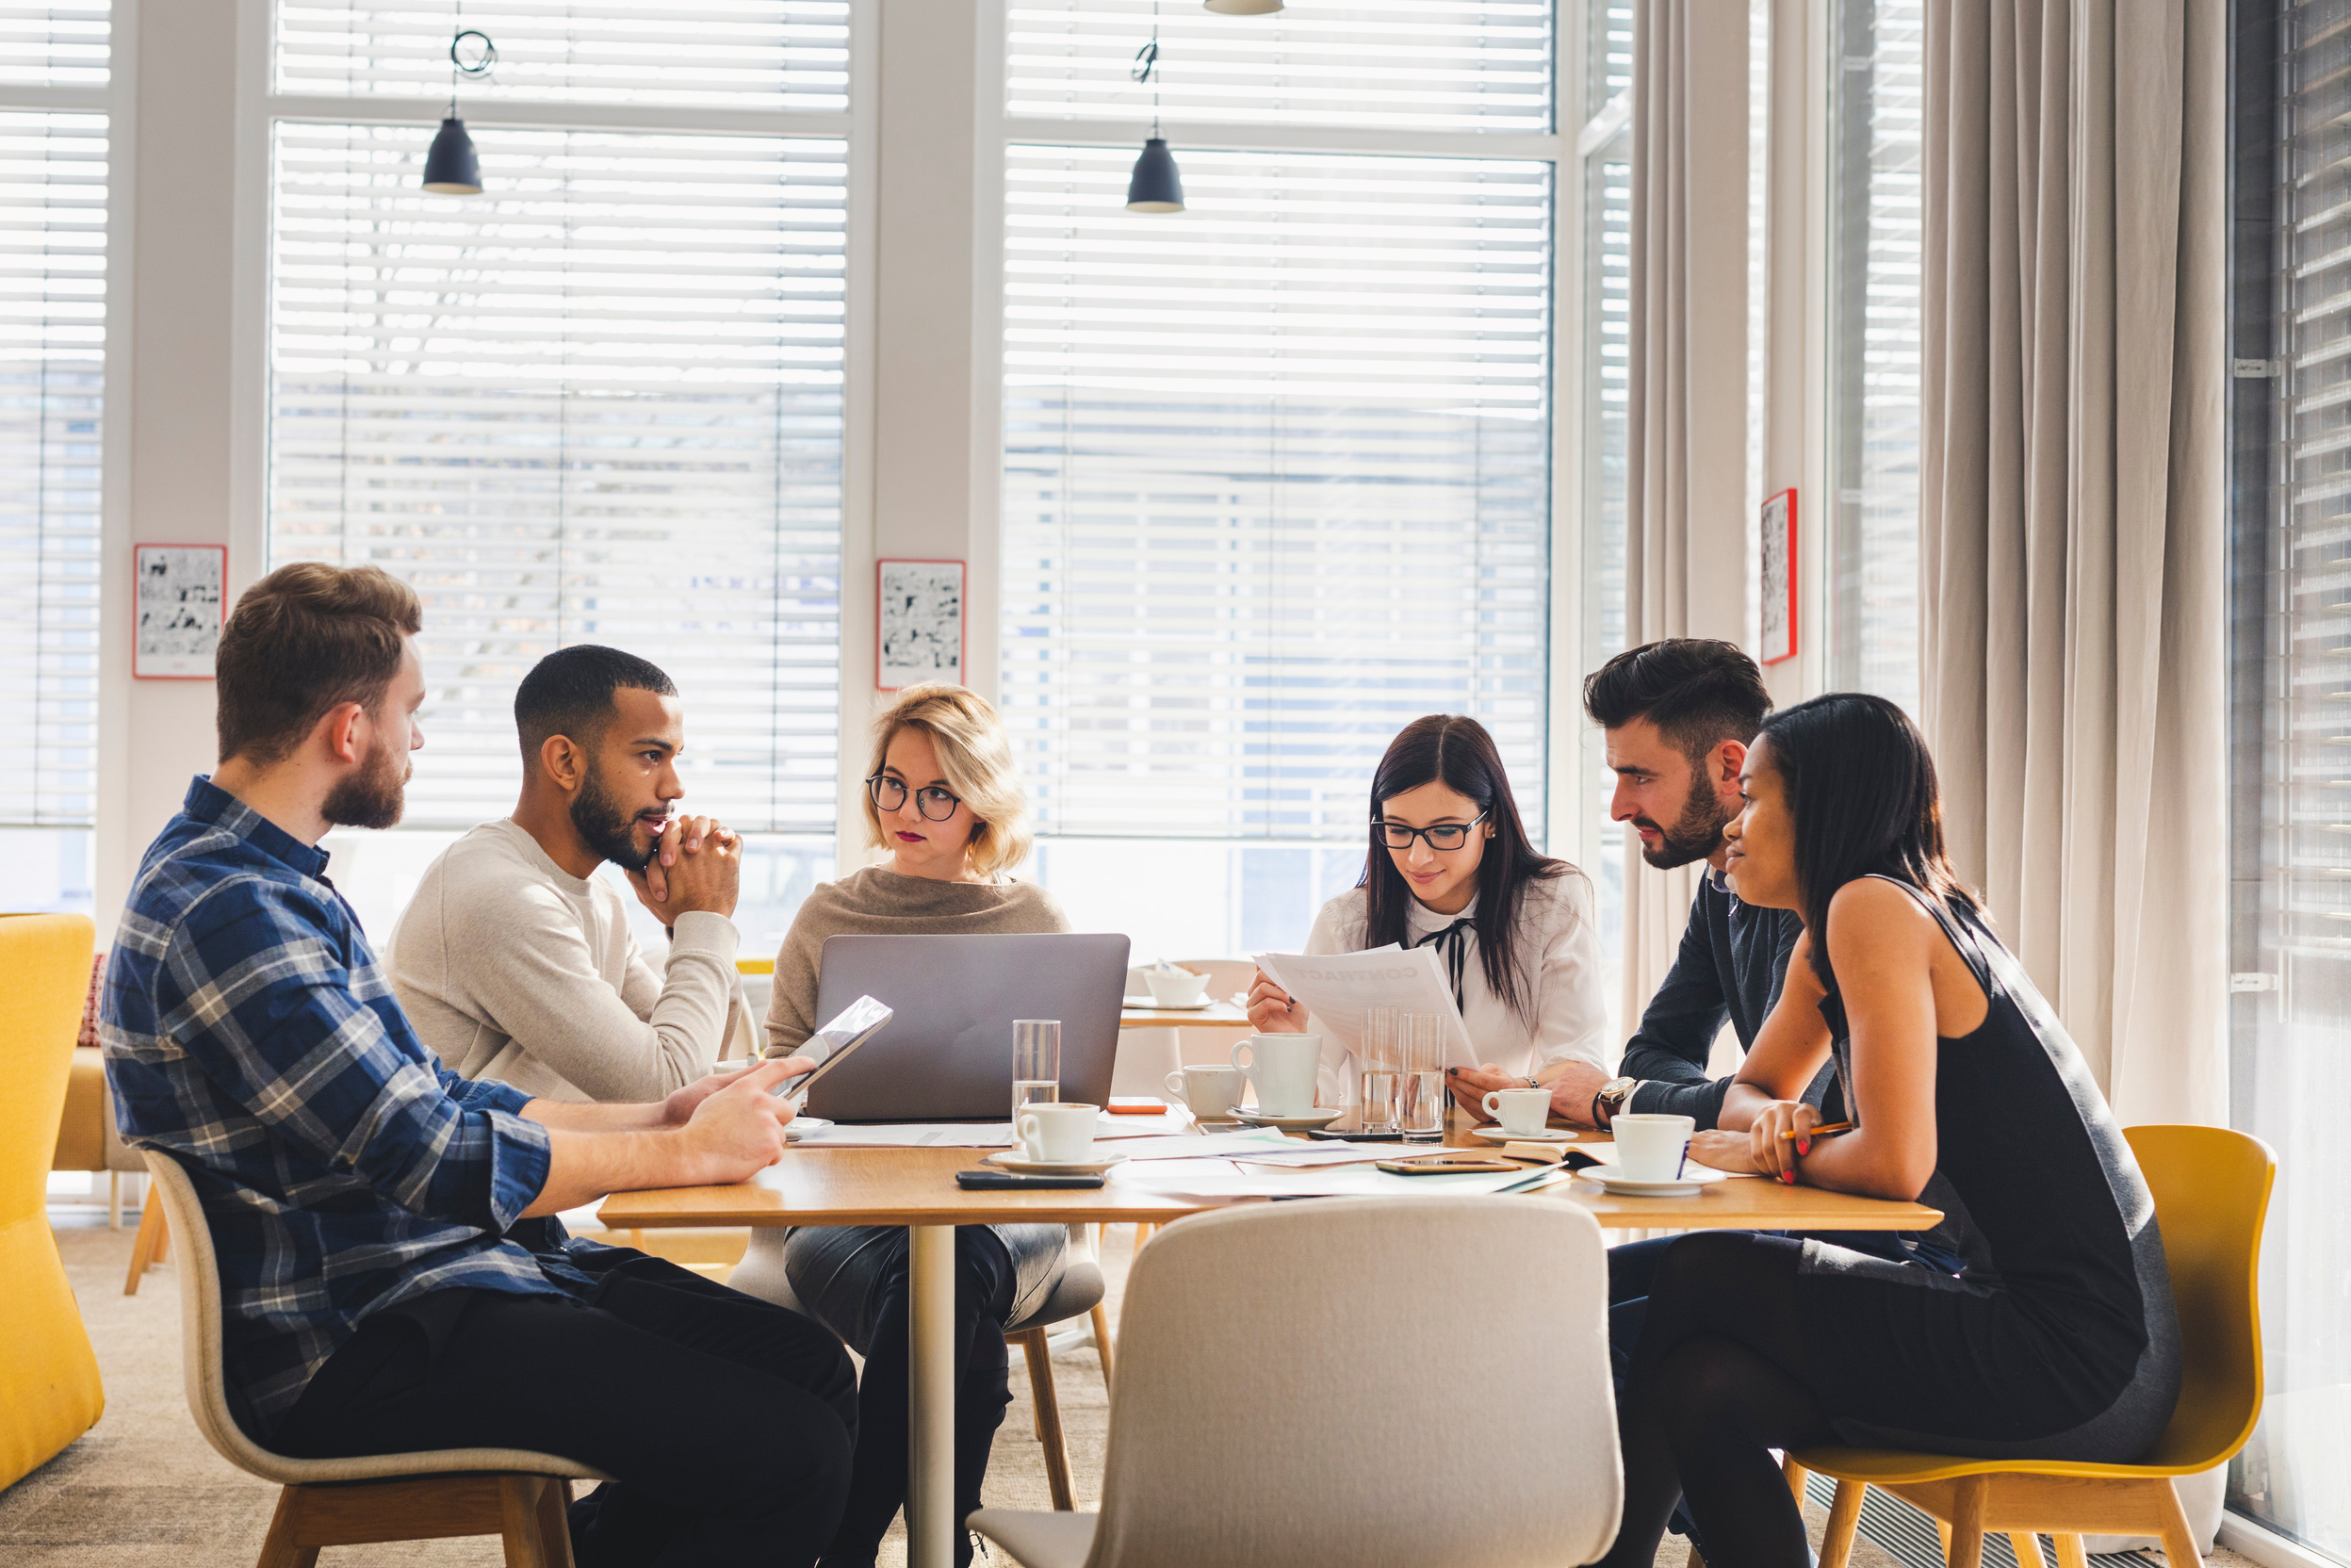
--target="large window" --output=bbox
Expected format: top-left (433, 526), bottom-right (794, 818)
top-left (2227, 1), bottom-right (2351, 1557)
top-left (1826, 0), bottom-right (1922, 712)
top-left (0, 3), bottom-right (108, 913)
top-left (263, 1), bottom-right (850, 949)
top-left (999, 1), bottom-right (1559, 956)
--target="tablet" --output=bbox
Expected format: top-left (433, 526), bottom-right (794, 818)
top-left (767, 995), bottom-right (893, 1102)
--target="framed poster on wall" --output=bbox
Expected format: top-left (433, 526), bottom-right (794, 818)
top-left (1759, 489), bottom-right (1797, 665)
top-left (876, 558), bottom-right (965, 690)
top-left (133, 543), bottom-right (227, 679)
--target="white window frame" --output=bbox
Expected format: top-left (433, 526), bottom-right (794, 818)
top-left (225, 0), bottom-right (880, 862)
top-left (984, 2), bottom-right (1583, 867)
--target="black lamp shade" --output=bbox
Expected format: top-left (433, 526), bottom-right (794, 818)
top-left (422, 117), bottom-right (482, 195)
top-left (1126, 138), bottom-right (1184, 213)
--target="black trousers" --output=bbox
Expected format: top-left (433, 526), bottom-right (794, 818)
top-left (813, 1226), bottom-right (1019, 1568)
top-left (274, 1250), bottom-right (859, 1568)
top-left (1607, 1228), bottom-right (1948, 1559)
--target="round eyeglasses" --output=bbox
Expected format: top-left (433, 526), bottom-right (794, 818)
top-left (1373, 810), bottom-right (1490, 852)
top-left (867, 774), bottom-right (963, 822)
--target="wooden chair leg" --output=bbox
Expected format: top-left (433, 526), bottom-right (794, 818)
top-left (1013, 1326), bottom-right (1074, 1511)
top-left (1088, 1300), bottom-right (1115, 1389)
top-left (1014, 1331), bottom-right (1044, 1439)
top-left (2051, 1534), bottom-right (2091, 1568)
top-left (498, 1475), bottom-right (551, 1568)
top-left (124, 1183), bottom-right (168, 1295)
top-left (536, 1477), bottom-right (578, 1568)
top-left (2009, 1533), bottom-right (2049, 1568)
top-left (2148, 1476), bottom-right (2204, 1567)
top-left (108, 1169), bottom-right (122, 1229)
top-left (1133, 1222), bottom-right (1156, 1251)
top-left (1948, 1476), bottom-right (1989, 1568)
top-left (254, 1485), bottom-right (322, 1568)
top-left (1819, 1479), bottom-right (1865, 1568)
top-left (1783, 1458), bottom-right (1810, 1506)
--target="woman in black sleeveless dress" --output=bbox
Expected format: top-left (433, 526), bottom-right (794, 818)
top-left (1593, 694), bottom-right (2180, 1568)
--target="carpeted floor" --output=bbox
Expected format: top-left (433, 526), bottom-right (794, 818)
top-left (1, 1217), bottom-right (2109, 1568)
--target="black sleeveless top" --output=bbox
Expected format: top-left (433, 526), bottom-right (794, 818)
top-left (1800, 875), bottom-right (2180, 1458)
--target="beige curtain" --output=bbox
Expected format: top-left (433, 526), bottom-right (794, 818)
top-left (1621, 2), bottom-right (1752, 1028)
top-left (1918, 0), bottom-right (2227, 1126)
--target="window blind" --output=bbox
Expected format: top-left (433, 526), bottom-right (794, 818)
top-left (268, 122), bottom-right (845, 832)
top-left (1828, 0), bottom-right (1923, 712)
top-left (274, 1), bottom-right (848, 110)
top-left (1005, 0), bottom-right (1552, 132)
top-left (0, 1), bottom-right (106, 89)
top-left (2228, 0), bottom-right (2351, 1548)
top-left (0, 109), bottom-right (104, 828)
top-left (1001, 143), bottom-right (1552, 841)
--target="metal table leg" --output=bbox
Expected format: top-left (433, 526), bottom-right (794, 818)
top-left (906, 1223), bottom-right (957, 1568)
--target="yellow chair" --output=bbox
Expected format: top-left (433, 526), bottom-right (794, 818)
top-left (1793, 1123), bottom-right (2276, 1568)
top-left (0, 912), bottom-right (104, 1493)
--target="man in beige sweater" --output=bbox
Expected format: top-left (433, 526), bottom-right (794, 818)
top-left (392, 645), bottom-right (749, 1102)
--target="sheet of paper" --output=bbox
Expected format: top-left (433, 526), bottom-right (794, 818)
top-left (1252, 946), bottom-right (1478, 1066)
top-left (1111, 1161), bottom-right (1536, 1200)
top-left (1091, 1110), bottom-right (1199, 1139)
top-left (790, 1123), bottom-right (1016, 1148)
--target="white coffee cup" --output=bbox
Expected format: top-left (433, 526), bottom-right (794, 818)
top-left (1165, 1064), bottom-right (1247, 1120)
top-left (1231, 1033), bottom-right (1321, 1117)
top-left (1611, 1113), bottom-right (1696, 1183)
top-left (1017, 1102), bottom-right (1100, 1165)
top-left (1144, 968), bottom-right (1210, 1006)
top-left (1481, 1086), bottom-right (1552, 1136)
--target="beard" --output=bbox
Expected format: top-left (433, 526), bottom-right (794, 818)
top-left (320, 732), bottom-right (411, 831)
top-left (1632, 769), bottom-right (1733, 871)
top-left (571, 760), bottom-right (655, 872)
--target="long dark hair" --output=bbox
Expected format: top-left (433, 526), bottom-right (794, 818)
top-left (1360, 714), bottom-right (1567, 1022)
top-left (1754, 693), bottom-right (1979, 991)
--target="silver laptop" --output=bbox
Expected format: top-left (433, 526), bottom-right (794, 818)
top-left (804, 933), bottom-right (1131, 1121)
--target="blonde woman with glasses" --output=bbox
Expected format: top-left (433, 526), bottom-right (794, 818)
top-left (729, 683), bottom-right (1069, 1568)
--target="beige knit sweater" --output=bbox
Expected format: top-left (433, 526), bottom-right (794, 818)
top-left (763, 864), bottom-right (1070, 1052)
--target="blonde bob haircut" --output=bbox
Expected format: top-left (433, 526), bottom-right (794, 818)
top-left (864, 683), bottom-right (1035, 879)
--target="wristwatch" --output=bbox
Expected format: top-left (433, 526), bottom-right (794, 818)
top-left (1592, 1075), bottom-right (1641, 1127)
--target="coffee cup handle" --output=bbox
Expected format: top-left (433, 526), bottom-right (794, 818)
top-left (1482, 1090), bottom-right (1504, 1119)
top-left (1229, 1041), bottom-right (1255, 1083)
top-left (1164, 1070), bottom-right (1186, 1099)
top-left (1017, 1111), bottom-right (1039, 1154)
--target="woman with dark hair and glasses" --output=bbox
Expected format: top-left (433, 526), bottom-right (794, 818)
top-left (1595, 693), bottom-right (2180, 1568)
top-left (1245, 713), bottom-right (1608, 1106)
top-left (730, 682), bottom-right (1071, 1568)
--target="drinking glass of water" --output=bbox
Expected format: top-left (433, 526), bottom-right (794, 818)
top-left (1013, 1019), bottom-right (1062, 1126)
top-left (1396, 1014), bottom-right (1445, 1142)
top-left (1358, 1005), bottom-right (1400, 1134)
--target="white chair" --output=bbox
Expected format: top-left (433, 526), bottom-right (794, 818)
top-left (728, 1221), bottom-right (1111, 1511)
top-left (971, 1195), bottom-right (1624, 1568)
top-left (1111, 957), bottom-right (1259, 1100)
top-left (142, 1150), bottom-right (612, 1568)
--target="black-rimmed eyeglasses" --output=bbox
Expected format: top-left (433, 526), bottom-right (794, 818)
top-left (867, 774), bottom-right (962, 822)
top-left (1373, 810), bottom-right (1490, 851)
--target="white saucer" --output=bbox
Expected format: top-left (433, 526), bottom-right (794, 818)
top-left (1122, 994), bottom-right (1214, 1010)
top-left (1470, 1126), bottom-right (1577, 1144)
top-left (1574, 1165), bottom-right (1727, 1198)
top-left (984, 1150), bottom-right (1130, 1176)
top-left (1232, 1107), bottom-right (1345, 1131)
top-left (784, 1116), bottom-right (834, 1141)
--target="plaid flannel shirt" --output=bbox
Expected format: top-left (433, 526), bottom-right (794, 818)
top-left (101, 777), bottom-right (574, 1436)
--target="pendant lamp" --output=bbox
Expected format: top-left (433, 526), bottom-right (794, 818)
top-left (1204, 0), bottom-right (1284, 12)
top-left (1126, 29), bottom-right (1184, 213)
top-left (423, 25), bottom-right (496, 195)
top-left (1126, 138), bottom-right (1184, 212)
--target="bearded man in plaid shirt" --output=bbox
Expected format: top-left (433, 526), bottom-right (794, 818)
top-left (102, 562), bottom-right (855, 1568)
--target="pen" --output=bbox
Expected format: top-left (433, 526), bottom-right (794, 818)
top-left (1777, 1120), bottom-right (1853, 1141)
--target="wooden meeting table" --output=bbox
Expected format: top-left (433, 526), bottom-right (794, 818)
top-left (598, 1112), bottom-right (1941, 1568)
